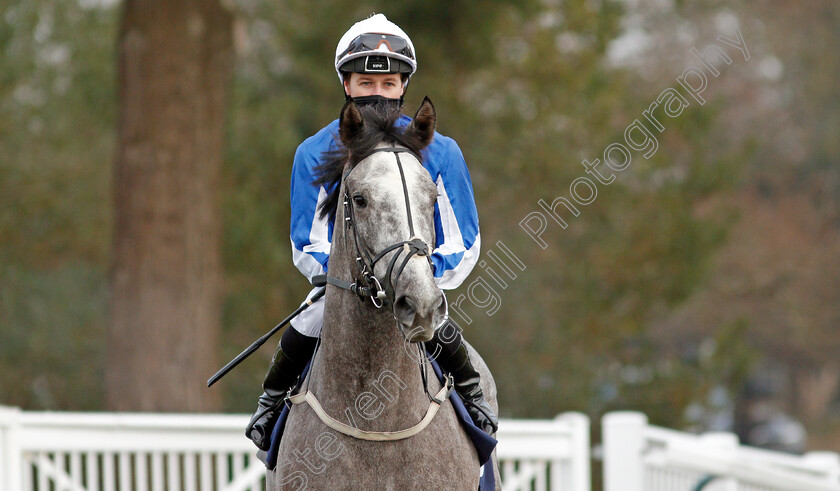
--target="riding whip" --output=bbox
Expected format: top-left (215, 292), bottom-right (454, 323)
top-left (206, 287), bottom-right (325, 387)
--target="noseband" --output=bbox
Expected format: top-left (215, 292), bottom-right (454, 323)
top-left (314, 146), bottom-right (434, 310)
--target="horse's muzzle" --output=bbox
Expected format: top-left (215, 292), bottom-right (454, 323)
top-left (394, 290), bottom-right (447, 342)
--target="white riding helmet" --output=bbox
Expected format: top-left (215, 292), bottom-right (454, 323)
top-left (334, 14), bottom-right (417, 86)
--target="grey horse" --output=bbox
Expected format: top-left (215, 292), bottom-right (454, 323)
top-left (268, 98), bottom-right (500, 490)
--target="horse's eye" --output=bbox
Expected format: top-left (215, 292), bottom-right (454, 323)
top-left (352, 194), bottom-right (367, 208)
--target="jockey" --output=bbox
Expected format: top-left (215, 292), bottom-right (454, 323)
top-left (246, 13), bottom-right (499, 450)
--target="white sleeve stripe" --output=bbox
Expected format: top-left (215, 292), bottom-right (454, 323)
top-left (435, 233), bottom-right (481, 289)
top-left (434, 175), bottom-right (481, 290)
top-left (435, 176), bottom-right (465, 253)
top-left (305, 186), bottom-right (330, 254)
top-left (302, 244), bottom-right (329, 253)
top-left (292, 186), bottom-right (330, 281)
top-left (292, 238), bottom-right (326, 280)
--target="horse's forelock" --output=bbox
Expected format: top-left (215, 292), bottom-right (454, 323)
top-left (314, 104), bottom-right (425, 221)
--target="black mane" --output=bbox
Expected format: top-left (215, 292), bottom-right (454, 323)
top-left (313, 102), bottom-right (425, 222)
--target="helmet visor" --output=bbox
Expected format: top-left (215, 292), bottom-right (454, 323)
top-left (337, 33), bottom-right (415, 62)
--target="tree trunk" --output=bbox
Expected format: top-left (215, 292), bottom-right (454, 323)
top-left (107, 0), bottom-right (233, 411)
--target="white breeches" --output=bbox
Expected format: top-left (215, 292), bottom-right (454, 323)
top-left (289, 287), bottom-right (325, 338)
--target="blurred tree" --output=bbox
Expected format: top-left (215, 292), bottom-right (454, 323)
top-left (629, 0), bottom-right (840, 444)
top-left (0, 0), bottom-right (115, 409)
top-left (738, 0), bottom-right (840, 426)
top-left (107, 0), bottom-right (233, 411)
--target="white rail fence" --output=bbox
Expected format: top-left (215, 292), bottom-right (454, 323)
top-left (496, 413), bottom-right (590, 491)
top-left (0, 406), bottom-right (265, 491)
top-left (0, 406), bottom-right (590, 491)
top-left (603, 411), bottom-right (840, 491)
top-left (2, 405), bottom-right (839, 491)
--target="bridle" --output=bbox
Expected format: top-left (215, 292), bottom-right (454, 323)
top-left (295, 145), bottom-right (455, 442)
top-left (315, 146), bottom-right (435, 311)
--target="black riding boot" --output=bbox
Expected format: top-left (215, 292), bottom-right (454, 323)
top-left (425, 321), bottom-right (499, 435)
top-left (245, 327), bottom-right (318, 450)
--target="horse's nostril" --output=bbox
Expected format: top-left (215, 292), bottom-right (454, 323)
top-left (394, 295), bottom-right (419, 329)
top-left (394, 295), bottom-right (416, 318)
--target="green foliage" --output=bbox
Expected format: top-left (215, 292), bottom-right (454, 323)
top-left (0, 0), bottom-right (115, 409)
top-left (1, 265), bottom-right (106, 409)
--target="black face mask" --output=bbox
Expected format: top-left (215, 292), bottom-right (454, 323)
top-left (347, 94), bottom-right (404, 109)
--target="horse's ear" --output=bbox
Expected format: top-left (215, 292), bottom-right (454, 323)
top-left (405, 96), bottom-right (436, 149)
top-left (339, 99), bottom-right (364, 147)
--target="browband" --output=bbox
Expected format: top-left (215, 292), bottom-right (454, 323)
top-left (366, 146), bottom-right (421, 161)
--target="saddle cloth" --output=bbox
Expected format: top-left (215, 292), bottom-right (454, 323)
top-left (261, 353), bottom-right (498, 490)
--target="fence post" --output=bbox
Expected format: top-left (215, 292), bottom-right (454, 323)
top-left (555, 412), bottom-right (591, 491)
top-left (699, 432), bottom-right (739, 491)
top-left (0, 406), bottom-right (23, 491)
top-left (803, 451), bottom-right (840, 485)
top-left (602, 411), bottom-right (646, 491)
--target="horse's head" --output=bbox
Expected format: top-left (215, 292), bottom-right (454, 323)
top-left (331, 98), bottom-right (446, 342)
